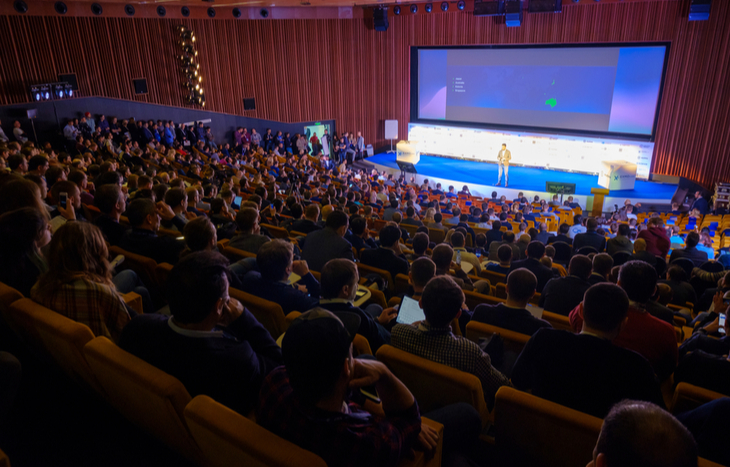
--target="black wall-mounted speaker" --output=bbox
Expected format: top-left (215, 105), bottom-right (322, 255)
top-left (473, 0), bottom-right (504, 16)
top-left (133, 78), bottom-right (148, 95)
top-left (374, 8), bottom-right (389, 31)
top-left (243, 98), bottom-right (256, 110)
top-left (58, 73), bottom-right (78, 90)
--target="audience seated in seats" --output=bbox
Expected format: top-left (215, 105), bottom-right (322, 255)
top-left (317, 259), bottom-right (396, 352)
top-left (547, 223), bottom-right (574, 246)
top-left (119, 251), bottom-right (281, 416)
top-left (589, 253), bottom-right (614, 285)
top-left (289, 203), bottom-right (320, 234)
top-left (534, 222), bottom-right (551, 244)
top-left (406, 232), bottom-right (430, 261)
top-left (509, 241), bottom-right (557, 294)
top-left (0, 208), bottom-right (50, 297)
top-left (258, 307), bottom-right (482, 467)
top-left (471, 268), bottom-right (551, 335)
top-left (637, 217), bottom-right (671, 259)
top-left (485, 220), bottom-right (503, 248)
top-left (632, 238), bottom-right (657, 266)
top-left (451, 231), bottom-right (481, 274)
top-left (488, 231), bottom-right (521, 262)
top-left (119, 198), bottom-right (186, 265)
top-left (572, 218), bottom-right (606, 252)
top-left (31, 222), bottom-right (133, 342)
top-left (587, 400), bottom-right (697, 467)
top-left (660, 265), bottom-right (698, 309)
top-left (669, 231), bottom-right (709, 268)
top-left (228, 207), bottom-right (271, 254)
top-left (401, 206), bottom-right (423, 227)
top-left (606, 223), bottom-right (633, 256)
top-left (485, 244), bottom-right (512, 275)
top-left (404, 257), bottom-right (437, 303)
top-left (180, 217), bottom-right (250, 287)
top-left (392, 275), bottom-right (512, 408)
top-left (390, 212), bottom-right (411, 241)
top-left (93, 184), bottom-right (129, 245)
top-left (568, 215), bottom-right (587, 239)
top-left (569, 260), bottom-right (678, 381)
top-left (240, 239), bottom-right (320, 315)
top-left (346, 217), bottom-right (378, 252)
top-left (516, 233), bottom-right (531, 259)
top-left (543, 245), bottom-right (568, 277)
top-left (49, 180), bottom-right (85, 222)
top-left (539, 255), bottom-right (592, 316)
top-left (513, 283), bottom-right (665, 418)
top-left (301, 210), bottom-right (354, 273)
top-left (432, 243), bottom-right (479, 293)
top-left (359, 224), bottom-right (409, 283)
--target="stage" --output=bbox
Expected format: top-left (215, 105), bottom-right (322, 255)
top-left (365, 153), bottom-right (678, 212)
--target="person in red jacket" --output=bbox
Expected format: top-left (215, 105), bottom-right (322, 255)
top-left (569, 260), bottom-right (677, 381)
top-left (637, 217), bottom-right (670, 258)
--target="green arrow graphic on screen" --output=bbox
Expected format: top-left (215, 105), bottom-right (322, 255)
top-left (545, 98), bottom-right (557, 108)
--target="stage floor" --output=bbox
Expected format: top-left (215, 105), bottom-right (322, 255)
top-left (367, 153), bottom-right (677, 202)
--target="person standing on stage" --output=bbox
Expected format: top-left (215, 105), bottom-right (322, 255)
top-left (496, 143), bottom-right (511, 187)
top-left (321, 129), bottom-right (330, 158)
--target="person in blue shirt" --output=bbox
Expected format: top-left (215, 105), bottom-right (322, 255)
top-left (445, 186), bottom-right (459, 198)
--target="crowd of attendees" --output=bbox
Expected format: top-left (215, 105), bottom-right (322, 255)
top-left (1, 112), bottom-right (730, 466)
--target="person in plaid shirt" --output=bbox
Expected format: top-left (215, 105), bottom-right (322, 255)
top-left (391, 275), bottom-right (512, 409)
top-left (257, 308), bottom-right (428, 467)
top-left (31, 222), bottom-right (131, 343)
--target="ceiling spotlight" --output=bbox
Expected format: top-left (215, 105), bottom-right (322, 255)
top-left (54, 2), bottom-right (67, 14)
top-left (14, 1), bottom-right (28, 14)
top-left (91, 3), bottom-right (102, 15)
top-left (124, 4), bottom-right (135, 16)
top-left (410, 4), bottom-right (418, 12)
top-left (441, 2), bottom-right (448, 11)
top-left (156, 5), bottom-right (166, 16)
top-left (207, 7), bottom-right (216, 17)
top-left (181, 6), bottom-right (190, 17)
top-left (394, 5), bottom-right (401, 14)
top-left (457, 0), bottom-right (465, 9)
top-left (425, 3), bottom-right (432, 12)
top-left (64, 83), bottom-right (74, 98)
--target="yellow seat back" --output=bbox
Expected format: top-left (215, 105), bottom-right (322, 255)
top-left (541, 311), bottom-right (573, 331)
top-left (376, 345), bottom-right (490, 427)
top-left (83, 336), bottom-right (203, 464)
top-left (230, 287), bottom-right (289, 339)
top-left (184, 395), bottom-right (328, 467)
top-left (109, 245), bottom-right (159, 288)
top-left (9, 298), bottom-right (101, 395)
top-left (465, 321), bottom-right (530, 355)
top-left (494, 386), bottom-right (602, 467)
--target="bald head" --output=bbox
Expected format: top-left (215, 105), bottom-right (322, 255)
top-left (591, 400), bottom-right (696, 467)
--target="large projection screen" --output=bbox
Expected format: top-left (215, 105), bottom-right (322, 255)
top-left (411, 43), bottom-right (670, 141)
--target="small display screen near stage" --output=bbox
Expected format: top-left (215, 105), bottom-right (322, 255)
top-left (407, 122), bottom-right (654, 180)
top-left (412, 43), bottom-right (669, 140)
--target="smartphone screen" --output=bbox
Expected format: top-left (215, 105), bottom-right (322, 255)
top-left (59, 192), bottom-right (68, 210)
top-left (720, 313), bottom-right (726, 335)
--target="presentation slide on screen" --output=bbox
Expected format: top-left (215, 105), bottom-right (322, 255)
top-left (417, 45), bottom-right (667, 137)
top-left (407, 122), bottom-right (655, 180)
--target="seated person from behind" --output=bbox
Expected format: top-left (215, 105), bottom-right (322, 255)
top-left (119, 251), bottom-right (282, 416)
top-left (318, 259), bottom-right (396, 353)
top-left (587, 400), bottom-right (697, 467)
top-left (391, 275), bottom-right (511, 408)
top-left (93, 184), bottom-right (129, 245)
top-left (301, 210), bottom-right (354, 273)
top-left (510, 241), bottom-right (557, 293)
top-left (359, 224), bottom-right (410, 282)
top-left (240, 239), bottom-right (320, 315)
top-left (589, 253), bottom-right (614, 285)
top-left (471, 268), bottom-right (552, 336)
top-left (606, 223), bottom-right (633, 256)
top-left (160, 187), bottom-right (191, 231)
top-left (406, 232), bottom-right (431, 261)
top-left (32, 222), bottom-right (131, 343)
top-left (289, 203), bottom-right (321, 235)
top-left (485, 244), bottom-right (513, 276)
top-left (547, 222), bottom-right (573, 246)
top-left (669, 231), bottom-right (709, 268)
top-left (346, 216), bottom-right (378, 252)
top-left (451, 231), bottom-right (481, 274)
top-left (573, 217), bottom-right (607, 253)
top-left (228, 207), bottom-right (271, 255)
top-left (119, 198), bottom-right (186, 265)
top-left (512, 283), bottom-right (665, 418)
top-left (569, 260), bottom-right (678, 381)
top-left (539, 255), bottom-right (593, 316)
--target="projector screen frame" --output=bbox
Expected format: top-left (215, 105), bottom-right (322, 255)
top-left (409, 42), bottom-right (671, 143)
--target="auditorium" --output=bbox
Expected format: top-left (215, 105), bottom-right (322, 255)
top-left (0, 0), bottom-right (729, 465)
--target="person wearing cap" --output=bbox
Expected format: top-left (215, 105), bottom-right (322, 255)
top-left (391, 275), bottom-right (511, 409)
top-left (258, 307), bottom-right (481, 467)
top-left (240, 239), bottom-right (320, 315)
top-left (119, 251), bottom-right (282, 416)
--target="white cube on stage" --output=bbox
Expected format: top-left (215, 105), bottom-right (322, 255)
top-left (598, 160), bottom-right (637, 191)
top-left (396, 140), bottom-right (420, 165)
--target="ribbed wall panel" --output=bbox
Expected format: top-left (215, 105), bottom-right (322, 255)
top-left (0, 0), bottom-right (729, 186)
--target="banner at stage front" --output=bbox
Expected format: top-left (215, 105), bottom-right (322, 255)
top-left (598, 160), bottom-right (637, 190)
top-left (407, 122), bottom-right (654, 180)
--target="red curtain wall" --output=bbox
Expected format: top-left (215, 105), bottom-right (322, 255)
top-left (0, 0), bottom-right (728, 186)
